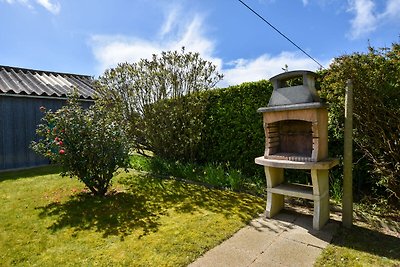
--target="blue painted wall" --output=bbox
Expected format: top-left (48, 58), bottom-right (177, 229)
top-left (0, 96), bottom-right (92, 171)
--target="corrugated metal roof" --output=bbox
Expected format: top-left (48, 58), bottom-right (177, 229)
top-left (0, 65), bottom-right (95, 99)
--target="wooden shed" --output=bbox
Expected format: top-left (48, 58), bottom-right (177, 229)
top-left (0, 65), bottom-right (95, 171)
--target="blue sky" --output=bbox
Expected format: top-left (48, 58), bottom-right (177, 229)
top-left (1, 0), bottom-right (399, 86)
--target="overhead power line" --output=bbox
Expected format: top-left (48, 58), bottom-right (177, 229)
top-left (237, 0), bottom-right (324, 69)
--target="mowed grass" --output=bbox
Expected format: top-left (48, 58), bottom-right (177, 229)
top-left (315, 206), bottom-right (400, 267)
top-left (315, 225), bottom-right (400, 267)
top-left (0, 166), bottom-right (265, 266)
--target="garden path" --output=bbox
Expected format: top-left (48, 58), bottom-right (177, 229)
top-left (189, 208), bottom-right (339, 267)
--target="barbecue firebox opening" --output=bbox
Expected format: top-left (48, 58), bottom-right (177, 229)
top-left (271, 120), bottom-right (312, 155)
top-left (265, 119), bottom-right (313, 161)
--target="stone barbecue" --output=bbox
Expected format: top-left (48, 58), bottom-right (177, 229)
top-left (255, 70), bottom-right (338, 230)
top-left (258, 70), bottom-right (328, 162)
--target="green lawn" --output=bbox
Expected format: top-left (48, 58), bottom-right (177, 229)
top-left (1, 166), bottom-right (399, 267)
top-left (315, 206), bottom-right (400, 267)
top-left (0, 166), bottom-right (265, 266)
top-left (315, 224), bottom-right (400, 267)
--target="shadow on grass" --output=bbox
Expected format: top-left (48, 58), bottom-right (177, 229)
top-left (38, 190), bottom-right (162, 239)
top-left (37, 174), bottom-right (262, 238)
top-left (0, 165), bottom-right (62, 182)
top-left (331, 225), bottom-right (400, 261)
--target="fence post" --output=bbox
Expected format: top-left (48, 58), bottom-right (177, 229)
top-left (343, 79), bottom-right (353, 228)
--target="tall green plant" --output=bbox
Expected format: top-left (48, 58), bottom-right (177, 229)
top-left (321, 43), bottom-right (400, 202)
top-left (94, 47), bottom-right (223, 157)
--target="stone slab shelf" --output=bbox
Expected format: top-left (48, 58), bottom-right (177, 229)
top-left (267, 183), bottom-right (314, 200)
top-left (255, 157), bottom-right (339, 170)
top-left (255, 157), bottom-right (339, 230)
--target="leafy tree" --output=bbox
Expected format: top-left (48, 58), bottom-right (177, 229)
top-left (31, 95), bottom-right (130, 196)
top-left (95, 47), bottom-right (223, 160)
top-left (321, 43), bottom-right (400, 202)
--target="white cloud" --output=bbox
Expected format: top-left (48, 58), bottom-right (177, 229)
top-left (347, 0), bottom-right (400, 39)
top-left (2, 0), bottom-right (60, 14)
top-left (302, 0), bottom-right (309, 6)
top-left (159, 7), bottom-right (180, 37)
top-left (348, 0), bottom-right (377, 39)
top-left (3, 0), bottom-right (33, 8)
top-left (90, 36), bottom-right (160, 72)
top-left (221, 52), bottom-right (324, 87)
top-left (90, 8), bottom-right (325, 86)
top-left (90, 12), bottom-right (222, 75)
top-left (381, 0), bottom-right (400, 19)
top-left (36, 0), bottom-right (60, 14)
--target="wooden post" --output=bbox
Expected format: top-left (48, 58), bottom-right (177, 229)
top-left (343, 80), bottom-right (353, 228)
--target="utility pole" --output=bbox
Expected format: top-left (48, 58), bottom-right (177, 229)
top-left (343, 80), bottom-right (353, 228)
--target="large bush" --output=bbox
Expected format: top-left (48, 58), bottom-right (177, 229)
top-left (143, 92), bottom-right (207, 161)
top-left (320, 44), bottom-right (400, 202)
top-left (31, 96), bottom-right (130, 196)
top-left (94, 48), bottom-right (223, 157)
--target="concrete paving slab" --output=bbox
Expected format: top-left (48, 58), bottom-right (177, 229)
top-left (227, 226), bottom-right (277, 255)
top-left (250, 258), bottom-right (284, 267)
top-left (279, 217), bottom-right (338, 248)
top-left (189, 209), bottom-right (338, 267)
top-left (248, 215), bottom-right (295, 234)
top-left (254, 237), bottom-right (323, 267)
top-left (189, 243), bottom-right (255, 267)
top-left (280, 227), bottom-right (331, 249)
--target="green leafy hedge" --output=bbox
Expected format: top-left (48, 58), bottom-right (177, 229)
top-left (143, 93), bottom-right (207, 162)
top-left (199, 80), bottom-right (273, 177)
top-left (144, 79), bottom-right (273, 178)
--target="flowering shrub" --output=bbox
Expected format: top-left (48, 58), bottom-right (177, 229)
top-left (31, 95), bottom-right (130, 196)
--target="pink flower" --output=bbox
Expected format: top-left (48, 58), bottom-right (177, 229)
top-left (59, 149), bottom-right (65, 155)
top-left (58, 141), bottom-right (63, 146)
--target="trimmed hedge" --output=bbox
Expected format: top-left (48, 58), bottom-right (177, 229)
top-left (145, 79), bottom-right (273, 178)
top-left (199, 80), bottom-right (273, 177)
top-left (143, 93), bottom-right (207, 162)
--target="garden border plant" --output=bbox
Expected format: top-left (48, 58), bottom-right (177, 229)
top-left (320, 43), bottom-right (400, 204)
